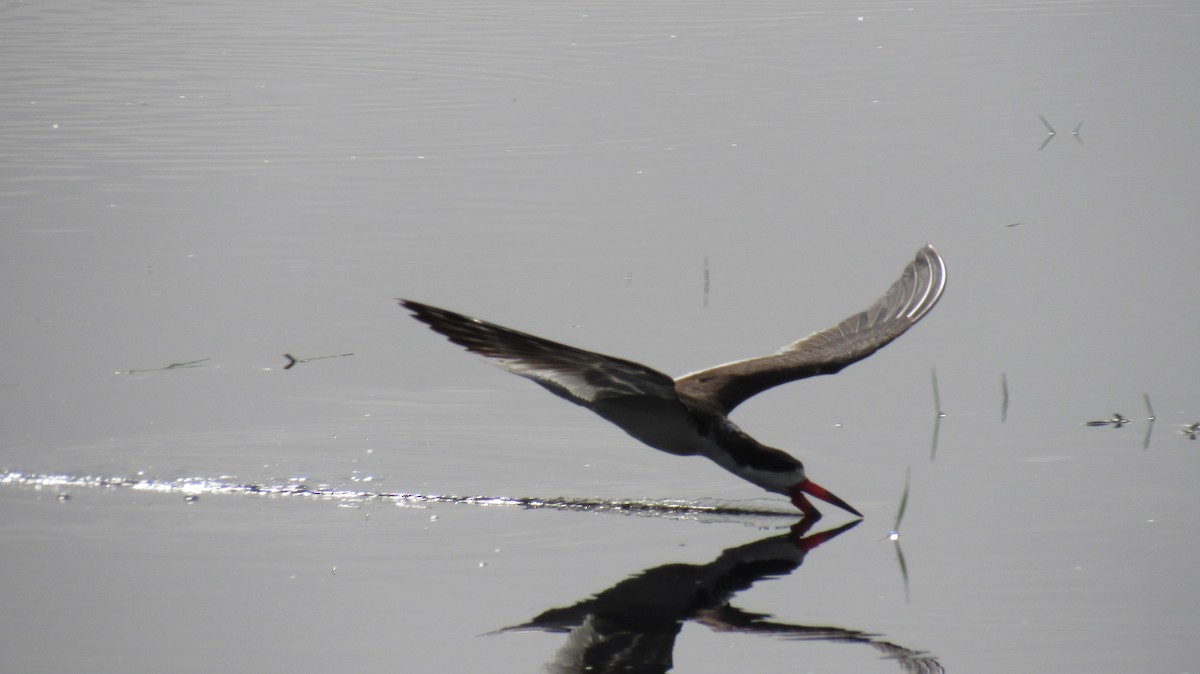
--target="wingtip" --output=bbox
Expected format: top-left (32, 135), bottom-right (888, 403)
top-left (398, 299), bottom-right (459, 333)
top-left (918, 243), bottom-right (942, 266)
top-left (914, 244), bottom-right (947, 317)
top-left (398, 298), bottom-right (446, 322)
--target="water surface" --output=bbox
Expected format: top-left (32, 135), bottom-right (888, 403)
top-left (2, 1), bottom-right (1198, 672)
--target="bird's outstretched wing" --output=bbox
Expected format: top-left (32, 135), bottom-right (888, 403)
top-left (674, 245), bottom-right (946, 415)
top-left (399, 299), bottom-right (680, 407)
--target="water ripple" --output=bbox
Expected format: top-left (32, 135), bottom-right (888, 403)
top-left (1, 470), bottom-right (799, 521)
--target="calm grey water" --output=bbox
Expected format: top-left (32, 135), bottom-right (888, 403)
top-left (3, 1), bottom-right (1198, 672)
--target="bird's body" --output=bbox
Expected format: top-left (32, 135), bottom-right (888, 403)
top-left (400, 245), bottom-right (945, 517)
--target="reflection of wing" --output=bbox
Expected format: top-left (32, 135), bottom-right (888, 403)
top-left (499, 594), bottom-right (682, 674)
top-left (694, 605), bottom-right (876, 639)
top-left (693, 606), bottom-right (944, 674)
top-left (547, 615), bottom-right (680, 674)
top-left (676, 246), bottom-right (946, 415)
top-left (871, 640), bottom-right (947, 674)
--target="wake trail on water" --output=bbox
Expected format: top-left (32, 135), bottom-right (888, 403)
top-left (1, 471), bottom-right (802, 522)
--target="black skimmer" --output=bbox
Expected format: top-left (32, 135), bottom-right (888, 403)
top-left (400, 245), bottom-right (946, 518)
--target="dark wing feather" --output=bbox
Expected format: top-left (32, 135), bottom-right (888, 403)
top-left (674, 245), bottom-right (946, 415)
top-left (399, 299), bottom-right (680, 407)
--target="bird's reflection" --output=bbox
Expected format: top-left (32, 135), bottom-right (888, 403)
top-left (496, 517), bottom-right (943, 673)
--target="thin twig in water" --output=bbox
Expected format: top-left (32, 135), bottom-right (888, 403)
top-left (283, 353), bottom-right (354, 370)
top-left (120, 358), bottom-right (210, 374)
top-left (929, 368), bottom-right (943, 461)
top-left (1142, 393), bottom-right (1157, 450)
top-left (931, 368), bottom-right (943, 417)
top-left (1001, 373), bottom-right (1009, 423)
top-left (1085, 413), bottom-right (1131, 428)
top-left (887, 466), bottom-right (913, 604)
top-left (891, 466), bottom-right (912, 538)
top-left (1037, 114), bottom-right (1057, 151)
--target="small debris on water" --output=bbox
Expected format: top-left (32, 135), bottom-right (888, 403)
top-left (1085, 413), bottom-right (1132, 428)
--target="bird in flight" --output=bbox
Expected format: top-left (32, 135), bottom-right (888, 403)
top-left (400, 245), bottom-right (945, 518)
